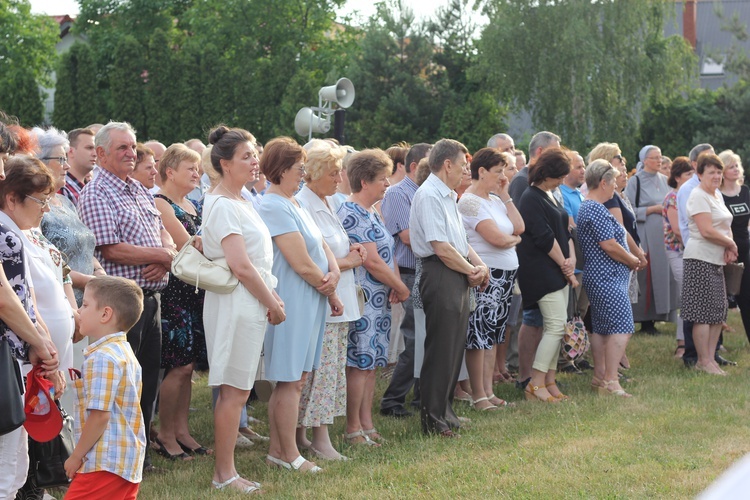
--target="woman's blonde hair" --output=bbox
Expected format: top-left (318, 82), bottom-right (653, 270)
top-left (302, 139), bottom-right (345, 183)
top-left (159, 143), bottom-right (201, 182)
top-left (587, 142), bottom-right (621, 163)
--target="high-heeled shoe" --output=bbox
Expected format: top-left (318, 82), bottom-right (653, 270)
top-left (603, 380), bottom-right (633, 398)
top-left (545, 382), bottom-right (570, 401)
top-left (591, 377), bottom-right (608, 396)
top-left (524, 383), bottom-right (557, 402)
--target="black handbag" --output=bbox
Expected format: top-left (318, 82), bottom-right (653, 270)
top-left (28, 401), bottom-right (75, 488)
top-left (0, 336), bottom-right (25, 436)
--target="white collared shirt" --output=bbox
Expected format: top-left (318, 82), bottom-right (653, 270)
top-left (409, 173), bottom-right (469, 258)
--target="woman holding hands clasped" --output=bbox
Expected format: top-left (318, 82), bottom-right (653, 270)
top-left (295, 139), bottom-right (367, 460)
top-left (338, 149), bottom-right (410, 445)
top-left (457, 148), bottom-right (523, 410)
top-left (202, 126), bottom-right (285, 494)
top-left (258, 137), bottom-right (343, 473)
top-left (681, 153), bottom-right (737, 375)
top-left (577, 160), bottom-right (640, 397)
top-left (516, 148), bottom-right (577, 403)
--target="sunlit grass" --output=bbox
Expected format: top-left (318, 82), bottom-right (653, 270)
top-left (112, 311), bottom-right (750, 498)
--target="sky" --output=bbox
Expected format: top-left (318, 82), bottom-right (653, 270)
top-left (29, 0), bottom-right (459, 22)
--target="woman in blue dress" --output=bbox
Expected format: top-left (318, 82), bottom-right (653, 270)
top-left (337, 149), bottom-right (410, 445)
top-left (577, 160), bottom-right (641, 397)
top-left (258, 137), bottom-right (343, 474)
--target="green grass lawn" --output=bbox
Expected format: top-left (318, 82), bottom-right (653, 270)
top-left (131, 311), bottom-right (750, 499)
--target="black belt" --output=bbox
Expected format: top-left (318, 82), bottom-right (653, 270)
top-left (398, 266), bottom-right (415, 275)
top-left (141, 288), bottom-right (158, 298)
top-left (423, 254), bottom-right (470, 264)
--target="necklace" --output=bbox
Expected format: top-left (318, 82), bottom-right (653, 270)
top-left (216, 182), bottom-right (244, 201)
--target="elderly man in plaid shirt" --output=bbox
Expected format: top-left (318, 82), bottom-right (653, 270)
top-left (78, 121), bottom-right (177, 473)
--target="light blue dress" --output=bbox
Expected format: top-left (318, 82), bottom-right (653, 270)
top-left (258, 193), bottom-right (328, 381)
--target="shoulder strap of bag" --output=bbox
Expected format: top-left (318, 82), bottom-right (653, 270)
top-left (634, 175), bottom-right (641, 208)
top-left (197, 195), bottom-right (228, 237)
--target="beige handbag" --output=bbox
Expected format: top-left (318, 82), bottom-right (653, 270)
top-left (171, 197), bottom-right (239, 294)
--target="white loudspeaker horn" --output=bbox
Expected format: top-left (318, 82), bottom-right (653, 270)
top-left (319, 78), bottom-right (355, 108)
top-left (294, 107), bottom-right (330, 137)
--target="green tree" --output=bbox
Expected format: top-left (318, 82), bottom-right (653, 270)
top-left (430, 0), bottom-right (506, 152)
top-left (639, 89), bottom-right (718, 159)
top-left (109, 36), bottom-right (148, 137)
top-left (346, 0), bottom-right (447, 147)
top-left (700, 83), bottom-right (750, 160)
top-left (0, 0), bottom-right (58, 124)
top-left (474, 0), bottom-right (696, 154)
top-left (146, 29), bottom-right (185, 143)
top-left (0, 67), bottom-right (45, 126)
top-left (52, 43), bottom-right (103, 130)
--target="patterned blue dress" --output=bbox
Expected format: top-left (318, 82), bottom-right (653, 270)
top-left (577, 200), bottom-right (634, 334)
top-left (337, 201), bottom-right (394, 370)
top-left (154, 194), bottom-right (207, 368)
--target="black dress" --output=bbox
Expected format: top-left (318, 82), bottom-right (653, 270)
top-left (722, 184), bottom-right (750, 342)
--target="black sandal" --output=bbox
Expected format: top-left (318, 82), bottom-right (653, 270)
top-left (177, 439), bottom-right (213, 456)
top-left (153, 437), bottom-right (194, 461)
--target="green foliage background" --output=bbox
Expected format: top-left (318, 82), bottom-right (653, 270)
top-left (4, 0), bottom-right (750, 159)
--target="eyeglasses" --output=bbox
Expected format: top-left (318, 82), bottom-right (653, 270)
top-left (26, 195), bottom-right (51, 209)
top-left (42, 156), bottom-right (68, 164)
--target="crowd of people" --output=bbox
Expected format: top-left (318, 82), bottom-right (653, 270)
top-left (0, 112), bottom-right (746, 498)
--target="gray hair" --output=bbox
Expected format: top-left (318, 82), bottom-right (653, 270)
top-left (528, 131), bottom-right (561, 160)
top-left (585, 159), bottom-right (618, 188)
top-left (487, 133), bottom-right (513, 149)
top-left (689, 143), bottom-right (713, 162)
top-left (96, 121), bottom-right (136, 152)
top-left (31, 127), bottom-right (69, 161)
top-left (428, 138), bottom-right (468, 173)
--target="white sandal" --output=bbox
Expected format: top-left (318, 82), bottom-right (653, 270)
top-left (471, 396), bottom-right (497, 411)
top-left (344, 429), bottom-right (380, 446)
top-left (362, 427), bottom-right (387, 443)
top-left (212, 474), bottom-right (261, 494)
top-left (266, 454), bottom-right (322, 473)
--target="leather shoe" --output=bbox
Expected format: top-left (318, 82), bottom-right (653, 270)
top-left (439, 429), bottom-right (461, 439)
top-left (380, 406), bottom-right (413, 418)
top-left (715, 354), bottom-right (737, 366)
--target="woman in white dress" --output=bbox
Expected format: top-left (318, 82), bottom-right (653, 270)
top-left (202, 126), bottom-right (285, 495)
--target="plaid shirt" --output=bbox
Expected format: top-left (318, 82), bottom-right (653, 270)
top-left (73, 332), bottom-right (145, 483)
top-left (77, 168), bottom-right (168, 290)
top-left (59, 171), bottom-right (86, 206)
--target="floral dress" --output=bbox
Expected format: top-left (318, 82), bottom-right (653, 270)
top-left (154, 195), bottom-right (207, 369)
top-left (0, 219), bottom-right (34, 360)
